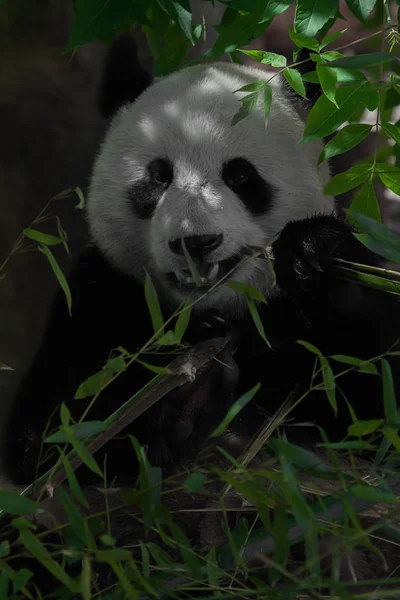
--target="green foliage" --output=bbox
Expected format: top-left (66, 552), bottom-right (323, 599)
top-left (348, 210), bottom-right (400, 264)
top-left (318, 124), bottom-right (373, 164)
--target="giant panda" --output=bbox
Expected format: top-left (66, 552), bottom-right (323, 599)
top-left (3, 35), bottom-right (399, 485)
top-left (2, 35), bottom-right (400, 591)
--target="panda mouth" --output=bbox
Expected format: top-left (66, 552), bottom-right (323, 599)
top-left (167, 256), bottom-right (240, 290)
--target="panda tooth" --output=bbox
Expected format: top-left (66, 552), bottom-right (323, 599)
top-left (208, 263), bottom-right (219, 281)
top-left (174, 270), bottom-right (187, 284)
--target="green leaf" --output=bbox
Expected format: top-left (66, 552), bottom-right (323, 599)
top-left (316, 63), bottom-right (337, 106)
top-left (60, 403), bottom-right (70, 428)
top-left (0, 572), bottom-right (8, 599)
top-left (57, 487), bottom-right (89, 546)
top-left (331, 354), bottom-right (378, 375)
top-left (153, 23), bottom-right (190, 76)
top-left (45, 421), bottom-right (105, 443)
top-left (318, 124), bottom-right (372, 164)
top-left (302, 82), bottom-right (366, 143)
top-left (351, 484), bottom-right (400, 505)
top-left (184, 472), bottom-right (206, 491)
top-left (376, 162), bottom-right (400, 196)
top-left (136, 359), bottom-right (171, 375)
top-left (288, 28), bottom-right (319, 51)
top-left (227, 280), bottom-right (267, 303)
top-left (319, 28), bottom-right (347, 49)
top-left (174, 301), bottom-right (192, 343)
top-left (382, 426), bottom-right (400, 452)
top-left (297, 340), bottom-right (322, 355)
top-left (0, 491), bottom-right (38, 516)
top-left (383, 123), bottom-right (400, 146)
top-left (144, 271), bottom-right (165, 338)
top-left (322, 440), bottom-right (375, 450)
top-left (362, 86), bottom-right (379, 111)
top-left (156, 0), bottom-right (195, 45)
top-left (23, 228), bottom-right (62, 246)
top-left (349, 176), bottom-right (381, 223)
top-left (283, 67), bottom-right (306, 98)
top-left (20, 529), bottom-right (77, 591)
top-left (206, 546), bottom-right (220, 588)
top-left (104, 354), bottom-right (126, 374)
top-left (348, 210), bottom-right (400, 264)
top-left (206, 11), bottom-right (270, 59)
top-left (381, 359), bottom-right (398, 425)
top-left (324, 164), bottom-right (371, 196)
top-left (63, 425), bottom-right (103, 477)
top-left (12, 569), bottom-right (33, 594)
top-left (39, 244), bottom-right (72, 315)
top-left (238, 49), bottom-right (286, 67)
top-left (247, 297), bottom-right (270, 347)
top-left (235, 81), bottom-right (265, 93)
top-left (270, 439), bottom-right (334, 474)
top-left (345, 0), bottom-right (377, 22)
top-left (156, 330), bottom-right (179, 346)
top-left (263, 0), bottom-right (294, 20)
top-left (67, 0), bottom-right (147, 50)
top-left (320, 356), bottom-right (337, 414)
top-left (348, 419), bottom-right (383, 436)
top-left (211, 383), bottom-right (260, 437)
top-left (181, 238), bottom-right (202, 286)
top-left (0, 541), bottom-right (9, 558)
top-left (231, 90), bottom-right (259, 126)
top-left (60, 452), bottom-right (89, 508)
top-left (74, 369), bottom-right (113, 399)
top-left (324, 52), bottom-right (392, 69)
top-left (168, 521), bottom-right (202, 577)
top-left (294, 0), bottom-right (338, 38)
top-left (320, 50), bottom-right (344, 61)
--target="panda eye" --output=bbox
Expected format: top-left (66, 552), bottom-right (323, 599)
top-left (222, 157), bottom-right (275, 216)
top-left (227, 171), bottom-right (248, 187)
top-left (148, 159), bottom-right (173, 186)
top-left (222, 159), bottom-right (252, 189)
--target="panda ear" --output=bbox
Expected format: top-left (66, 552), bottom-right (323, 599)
top-left (98, 35), bottom-right (152, 119)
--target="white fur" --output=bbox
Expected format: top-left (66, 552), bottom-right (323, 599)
top-left (87, 62), bottom-right (334, 315)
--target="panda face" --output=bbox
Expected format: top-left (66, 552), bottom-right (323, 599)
top-left (87, 63), bottom-right (334, 315)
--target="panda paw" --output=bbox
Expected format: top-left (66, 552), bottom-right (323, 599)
top-left (272, 215), bottom-right (357, 297)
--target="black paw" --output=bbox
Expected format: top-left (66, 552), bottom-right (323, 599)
top-left (272, 215), bottom-right (358, 297)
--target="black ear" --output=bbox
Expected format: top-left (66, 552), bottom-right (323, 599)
top-left (98, 35), bottom-right (152, 119)
top-left (296, 48), bottom-right (322, 106)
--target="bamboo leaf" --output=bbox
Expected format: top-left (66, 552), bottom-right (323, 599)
top-left (23, 229), bottom-right (62, 246)
top-left (0, 491), bottom-right (38, 516)
top-left (39, 244), bottom-right (72, 315)
top-left (144, 271), bottom-right (165, 338)
top-left (211, 383), bottom-right (260, 437)
top-left (318, 124), bottom-right (372, 164)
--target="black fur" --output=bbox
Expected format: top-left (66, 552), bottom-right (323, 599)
top-left (98, 34), bottom-right (152, 119)
top-left (222, 157), bottom-right (275, 215)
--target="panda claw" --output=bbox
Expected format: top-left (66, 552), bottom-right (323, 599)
top-left (309, 258), bottom-right (324, 273)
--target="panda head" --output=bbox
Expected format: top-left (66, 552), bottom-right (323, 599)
top-left (87, 37), bottom-right (334, 316)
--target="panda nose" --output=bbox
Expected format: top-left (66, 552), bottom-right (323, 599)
top-left (168, 234), bottom-right (223, 258)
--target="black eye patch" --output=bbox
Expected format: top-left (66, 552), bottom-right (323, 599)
top-left (126, 158), bottom-right (173, 219)
top-left (222, 157), bottom-right (275, 216)
top-left (148, 158), bottom-right (173, 186)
